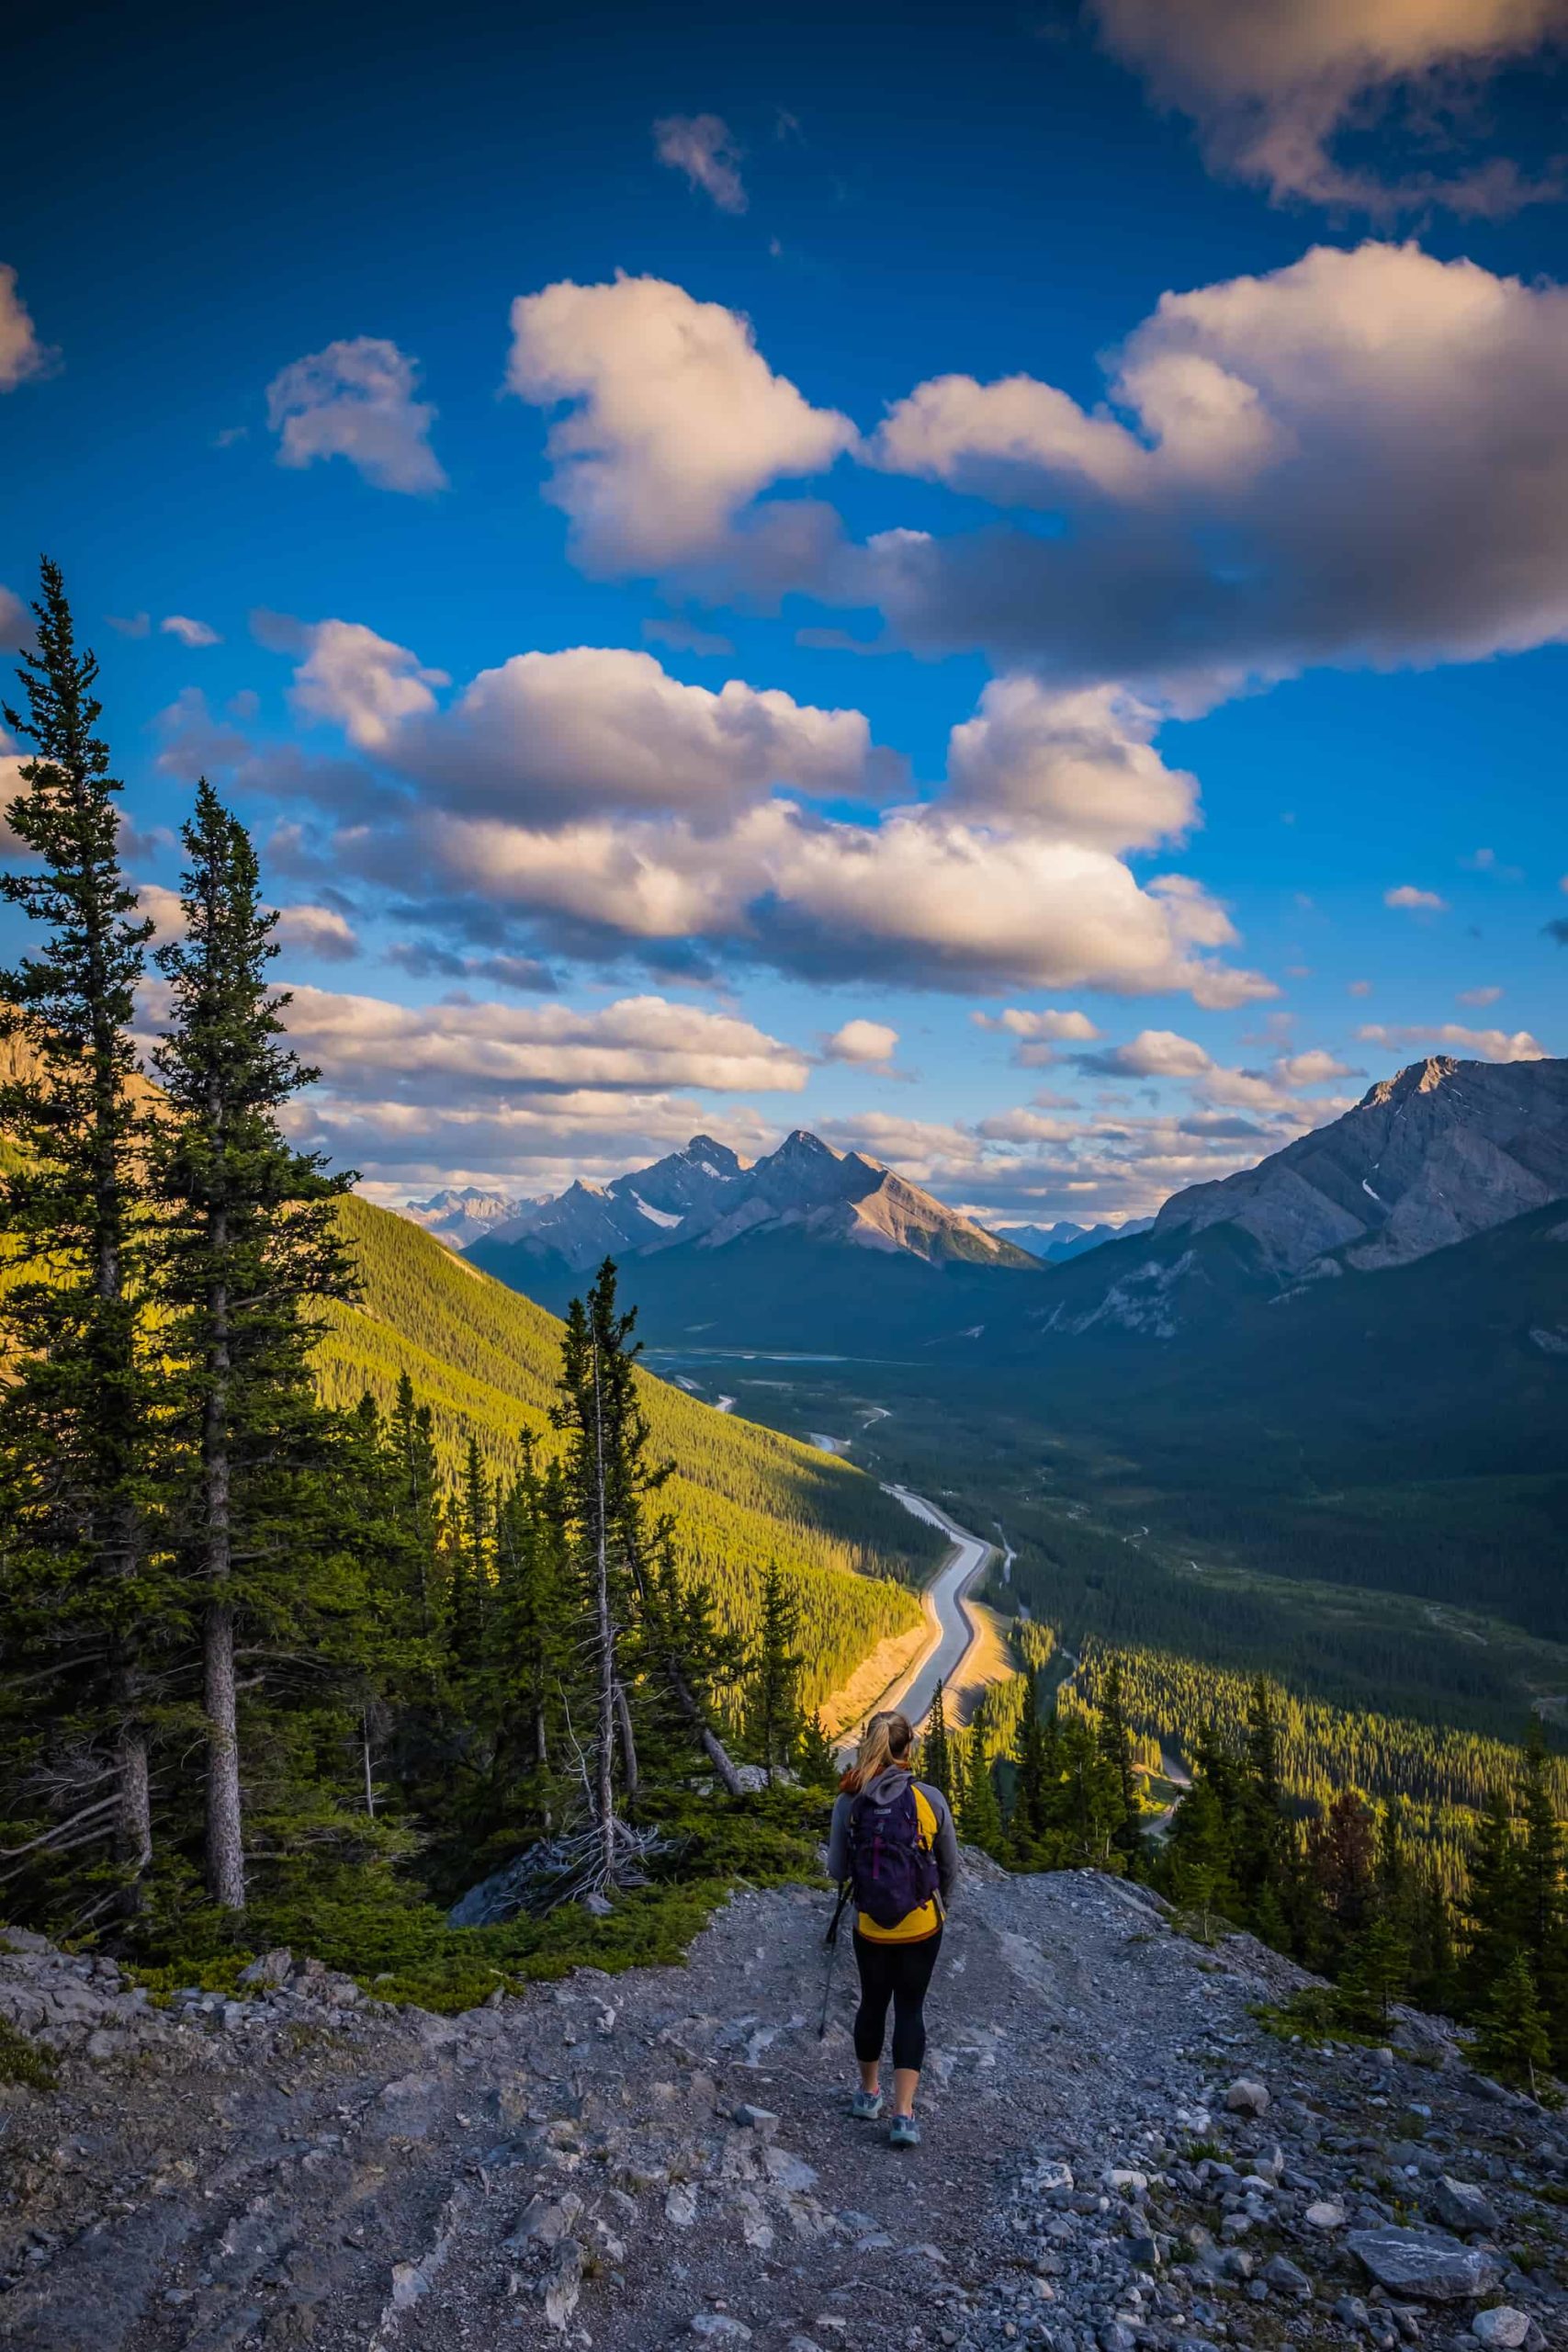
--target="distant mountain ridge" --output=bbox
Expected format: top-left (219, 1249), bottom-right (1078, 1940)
top-left (1027, 1054), bottom-right (1568, 1341)
top-left (473, 1128), bottom-right (1038, 1274)
top-left (997, 1217), bottom-right (1154, 1263)
top-left (400, 1186), bottom-right (542, 1250)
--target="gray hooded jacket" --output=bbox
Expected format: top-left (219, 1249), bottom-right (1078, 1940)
top-left (826, 1767), bottom-right (959, 1903)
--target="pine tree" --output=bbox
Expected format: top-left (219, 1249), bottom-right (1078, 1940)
top-left (1409, 1856), bottom-right (1457, 2018)
top-left (640, 1537), bottom-right (747, 1794)
top-left (922, 1679), bottom-right (954, 1805)
top-left (1165, 1774), bottom-right (1238, 1941)
top-left (481, 1437), bottom-right (575, 1839)
top-left (1462, 1785), bottom-right (1526, 2017)
top-left (1235, 1677), bottom-right (1288, 1939)
top-left (447, 1437), bottom-right (491, 1670)
top-left (1336, 1912), bottom-right (1409, 2036)
top-left (958, 1740), bottom-right (1005, 1857)
top-left (749, 1561), bottom-right (804, 1782)
top-left (795, 1711), bottom-right (839, 1790)
top-left (552, 1260), bottom-right (671, 1890)
top-left (1307, 1790), bottom-right (1377, 1962)
top-left (1470, 1950), bottom-right (1552, 2098)
top-left (150, 777), bottom-right (356, 1912)
top-left (1008, 1671), bottom-right (1051, 1868)
top-left (0, 560), bottom-right (163, 1919)
top-left (1516, 1720), bottom-right (1568, 2058)
top-left (1097, 1654), bottom-right (1143, 1871)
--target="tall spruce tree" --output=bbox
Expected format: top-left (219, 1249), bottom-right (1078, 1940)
top-left (150, 777), bottom-right (355, 1910)
top-left (1470, 1949), bottom-right (1552, 2096)
top-left (1096, 1654), bottom-right (1143, 1870)
top-left (958, 1738), bottom-right (1006, 1856)
top-left (1007, 1671), bottom-right (1052, 1868)
top-left (552, 1261), bottom-right (670, 1891)
top-left (640, 1535), bottom-right (746, 1795)
top-left (0, 560), bottom-right (162, 1917)
top-left (748, 1561), bottom-right (805, 1783)
top-left (1235, 1678), bottom-right (1289, 1944)
top-left (922, 1679), bottom-right (954, 1805)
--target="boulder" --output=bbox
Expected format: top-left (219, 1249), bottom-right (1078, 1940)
top-left (1348, 2226), bottom-right (1506, 2303)
top-left (690, 2320), bottom-right (752, 2344)
top-left (1263, 2255), bottom-right (1313, 2299)
top-left (542, 2240), bottom-right (582, 2334)
top-left (1224, 2078), bottom-right (1269, 2116)
top-left (1431, 2177), bottom-right (1503, 2236)
top-left (236, 1947), bottom-right (292, 1989)
top-left (1306, 2199), bottom-right (1347, 2230)
top-left (1472, 2312), bottom-right (1530, 2349)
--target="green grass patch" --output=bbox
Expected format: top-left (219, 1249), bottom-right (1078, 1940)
top-left (0, 2014), bottom-right (57, 2091)
top-left (126, 1785), bottom-right (831, 2017)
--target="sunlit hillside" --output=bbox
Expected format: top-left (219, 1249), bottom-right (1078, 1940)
top-left (317, 1195), bottom-right (933, 1710)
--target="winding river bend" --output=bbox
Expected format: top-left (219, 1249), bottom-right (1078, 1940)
top-left (831, 1483), bottom-right (1000, 1743)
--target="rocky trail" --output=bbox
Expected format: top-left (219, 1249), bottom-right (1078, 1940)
top-left (6, 1861), bottom-right (1568, 2352)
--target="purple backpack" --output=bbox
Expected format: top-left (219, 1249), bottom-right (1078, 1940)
top-left (848, 1780), bottom-right (941, 1928)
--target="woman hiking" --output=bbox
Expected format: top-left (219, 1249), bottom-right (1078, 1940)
top-left (826, 1707), bottom-right (959, 2148)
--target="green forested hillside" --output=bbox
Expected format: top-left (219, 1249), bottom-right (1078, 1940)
top-left (317, 1197), bottom-right (933, 1711)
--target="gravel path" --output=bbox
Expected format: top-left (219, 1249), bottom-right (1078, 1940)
top-left (4, 1863), bottom-right (1568, 2351)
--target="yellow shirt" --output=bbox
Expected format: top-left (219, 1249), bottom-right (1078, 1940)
top-left (856, 1781), bottom-right (943, 1944)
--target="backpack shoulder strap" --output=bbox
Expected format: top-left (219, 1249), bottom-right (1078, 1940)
top-left (911, 1783), bottom-right (938, 1845)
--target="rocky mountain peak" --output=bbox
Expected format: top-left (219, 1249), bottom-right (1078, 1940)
top-left (1360, 1054), bottom-right (1461, 1109)
top-left (1042, 1050), bottom-right (1568, 1339)
top-left (773, 1126), bottom-right (843, 1163)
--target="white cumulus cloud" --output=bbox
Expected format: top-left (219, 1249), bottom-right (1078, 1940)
top-left (1089, 0), bottom-right (1568, 216)
top-left (400, 643), bottom-right (879, 820)
top-left (290, 620), bottom-right (450, 752)
top-left (266, 337), bottom-right (447, 495)
top-left (505, 274), bottom-right (856, 569)
top-left (275, 904), bottom-right (361, 963)
top-left (822, 1018), bottom-right (900, 1068)
top-left (867, 242), bottom-right (1568, 695)
top-left (946, 678), bottom-right (1198, 850)
top-left (281, 987), bottom-right (811, 1102)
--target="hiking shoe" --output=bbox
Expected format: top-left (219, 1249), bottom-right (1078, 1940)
top-left (888, 2112), bottom-right (921, 2148)
top-left (850, 2088), bottom-right (884, 2120)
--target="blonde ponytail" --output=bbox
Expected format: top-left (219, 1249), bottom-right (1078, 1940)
top-left (842, 1709), bottom-right (914, 1793)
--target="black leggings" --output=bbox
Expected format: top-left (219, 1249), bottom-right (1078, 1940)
top-left (852, 1927), bottom-right (942, 2072)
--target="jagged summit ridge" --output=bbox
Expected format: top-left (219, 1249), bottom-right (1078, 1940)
top-left (1033, 1051), bottom-right (1568, 1341)
top-left (470, 1127), bottom-right (1037, 1274)
top-left (1154, 1051), bottom-right (1568, 1277)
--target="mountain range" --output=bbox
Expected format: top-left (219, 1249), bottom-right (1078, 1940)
top-left (1026, 1053), bottom-right (1568, 1342)
top-left (994, 1216), bottom-right (1153, 1262)
top-left (463, 1127), bottom-right (1038, 1303)
top-left (400, 1185), bottom-right (542, 1250)
top-left (457, 1055), bottom-right (1568, 1363)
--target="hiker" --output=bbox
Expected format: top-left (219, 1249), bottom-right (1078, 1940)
top-left (826, 1707), bottom-right (958, 2148)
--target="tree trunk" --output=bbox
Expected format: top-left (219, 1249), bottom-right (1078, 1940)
top-left (115, 1720), bottom-right (152, 1886)
top-left (205, 1601), bottom-right (244, 1908)
top-left (615, 1679), bottom-right (639, 1806)
top-left (591, 1341), bottom-right (618, 1889)
top-left (667, 1657), bottom-right (744, 1796)
top-left (203, 1242), bottom-right (244, 1912)
top-left (362, 1713), bottom-right (377, 1817)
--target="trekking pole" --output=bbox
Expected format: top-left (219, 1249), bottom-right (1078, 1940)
top-left (818, 1881), bottom-right (851, 2039)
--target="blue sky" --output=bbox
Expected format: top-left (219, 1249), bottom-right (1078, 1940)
top-left (3, 0), bottom-right (1566, 1224)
